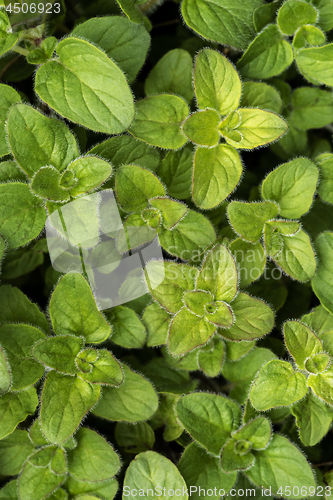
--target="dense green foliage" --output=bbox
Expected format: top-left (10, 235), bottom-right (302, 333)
top-left (1, 0), bottom-right (333, 499)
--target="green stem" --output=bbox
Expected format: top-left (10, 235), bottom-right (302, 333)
top-left (12, 45), bottom-right (29, 56)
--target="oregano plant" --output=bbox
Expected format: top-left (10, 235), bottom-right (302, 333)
top-left (1, 0), bottom-right (333, 499)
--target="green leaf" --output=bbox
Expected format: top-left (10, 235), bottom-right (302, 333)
top-left (283, 320), bottom-right (323, 369)
top-left (145, 49), bottom-right (194, 103)
top-left (183, 290), bottom-right (213, 316)
top-left (193, 48), bottom-right (241, 115)
top-left (308, 367), bottom-right (333, 405)
top-left (291, 88), bottom-right (333, 130)
top-left (41, 371), bottom-right (100, 444)
top-left (142, 302), bottom-right (171, 347)
top-left (129, 94), bottom-right (189, 149)
top-left (312, 0), bottom-right (333, 32)
top-left (0, 430), bottom-right (35, 476)
top-left (272, 230), bottom-right (317, 282)
top-left (35, 38), bottom-right (135, 134)
top-left (1, 246), bottom-right (44, 280)
top-left (67, 428), bottom-right (120, 482)
top-left (92, 364), bottom-right (158, 422)
top-left (317, 153), bottom-right (333, 204)
top-left (0, 387), bottom-right (39, 440)
top-left (178, 442), bottom-right (237, 500)
top-left (197, 244), bottom-right (238, 302)
top-left (192, 145), bottom-right (242, 209)
top-left (312, 232), bottom-right (333, 314)
top-left (0, 346), bottom-right (10, 394)
top-left (261, 157), bottom-right (319, 219)
top-left (229, 239), bottom-right (266, 287)
top-left (0, 480), bottom-right (18, 499)
top-left (116, 164), bottom-right (165, 212)
top-left (115, 421), bottom-right (155, 453)
top-left (123, 451), bottom-right (188, 500)
top-left (150, 393), bottom-right (184, 442)
top-left (76, 349), bottom-right (123, 386)
top-left (0, 323), bottom-right (45, 391)
top-left (141, 358), bottom-right (197, 394)
top-left (0, 32), bottom-right (20, 60)
top-left (181, 0), bottom-right (262, 50)
top-left (245, 434), bottom-right (316, 497)
top-left (31, 166), bottom-right (71, 202)
top-left (227, 201), bottom-right (279, 243)
top-left (49, 272), bottom-right (111, 344)
top-left (108, 306), bottom-right (147, 348)
top-left (277, 0), bottom-right (318, 35)
top-left (89, 135), bottom-right (160, 172)
top-left (0, 285), bottom-right (49, 333)
top-left (32, 335), bottom-right (83, 374)
top-left (66, 476), bottom-right (118, 500)
top-left (221, 293), bottom-right (274, 341)
top-left (158, 209), bottom-right (216, 260)
top-left (29, 419), bottom-right (48, 447)
top-left (250, 360), bottom-right (308, 411)
top-left (18, 447), bottom-right (67, 500)
top-left (182, 109), bottom-right (221, 147)
top-left (157, 145), bottom-right (193, 200)
top-left (219, 108), bottom-right (288, 150)
top-left (296, 44), bottom-right (333, 86)
top-left (225, 339), bottom-right (256, 361)
top-left (145, 261), bottom-right (198, 313)
top-left (114, 0), bottom-right (145, 24)
top-left (302, 304), bottom-right (333, 335)
top-left (237, 25), bottom-right (294, 79)
top-left (175, 392), bottom-right (242, 455)
top-left (168, 308), bottom-right (216, 356)
top-left (150, 197), bottom-right (188, 230)
top-left (291, 391), bottom-right (333, 446)
top-left (204, 301), bottom-right (234, 328)
top-left (72, 16), bottom-right (150, 83)
top-left (198, 336), bottom-right (225, 377)
top-left (0, 182), bottom-right (46, 249)
top-left (7, 103), bottom-right (79, 178)
top-left (0, 160), bottom-right (27, 183)
top-left (253, 2), bottom-right (279, 32)
top-left (293, 24), bottom-right (326, 50)
top-left (240, 81), bottom-right (282, 114)
top-left (65, 156), bottom-right (112, 197)
top-left (0, 84), bottom-right (21, 158)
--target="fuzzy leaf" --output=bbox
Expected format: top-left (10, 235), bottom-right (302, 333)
top-left (129, 95), bottom-right (189, 149)
top-left (219, 108), bottom-right (288, 150)
top-left (49, 273), bottom-right (111, 343)
top-left (145, 261), bottom-right (198, 313)
top-left (261, 157), bottom-right (319, 219)
top-left (250, 360), bottom-right (308, 411)
top-left (308, 367), bottom-right (333, 405)
top-left (181, 0), bottom-right (262, 50)
top-left (116, 165), bottom-right (165, 212)
top-left (31, 166), bottom-right (71, 202)
top-left (182, 109), bottom-right (221, 147)
top-left (296, 44), bottom-right (333, 86)
top-left (123, 451), bottom-right (188, 500)
top-left (7, 103), bottom-right (79, 178)
top-left (245, 435), bottom-right (316, 497)
top-left (115, 422), bottom-right (155, 453)
top-left (65, 156), bottom-right (112, 197)
top-left (227, 201), bottom-right (279, 243)
top-left (317, 154), bottom-right (333, 204)
top-left (229, 239), bottom-right (266, 287)
top-left (0, 430), bottom-right (35, 476)
top-left (198, 336), bottom-right (225, 378)
top-left (193, 48), bottom-right (241, 115)
top-left (237, 25), bottom-right (294, 79)
top-left (157, 145), bottom-right (193, 200)
top-left (176, 393), bottom-right (242, 455)
top-left (67, 428), bottom-right (120, 482)
top-left (168, 308), bottom-right (216, 356)
top-left (35, 38), bottom-right (135, 134)
top-left (41, 371), bottom-right (100, 444)
top-left (76, 349), bottom-right (123, 386)
top-left (92, 364), bottom-right (158, 422)
top-left (72, 16), bottom-right (150, 83)
top-left (0, 182), bottom-right (46, 249)
top-left (192, 145), bottom-right (242, 209)
top-left (108, 306), bottom-right (147, 348)
top-left (283, 320), bottom-right (323, 369)
top-left (277, 0), bottom-right (318, 35)
top-left (221, 293), bottom-right (274, 341)
top-left (0, 323), bottom-right (45, 391)
top-left (291, 88), bottom-right (333, 130)
top-left (145, 49), bottom-right (194, 103)
top-left (32, 335), bottom-right (82, 374)
top-left (142, 302), bottom-right (171, 347)
top-left (178, 442), bottom-right (237, 500)
top-left (149, 197), bottom-right (187, 230)
top-left (196, 244), bottom-right (238, 302)
top-left (291, 391), bottom-right (333, 446)
top-left (0, 84), bottom-right (21, 158)
top-left (0, 387), bottom-right (39, 440)
top-left (312, 232), bottom-right (333, 315)
top-left (240, 81), bottom-right (282, 114)
top-left (140, 358), bottom-right (197, 394)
